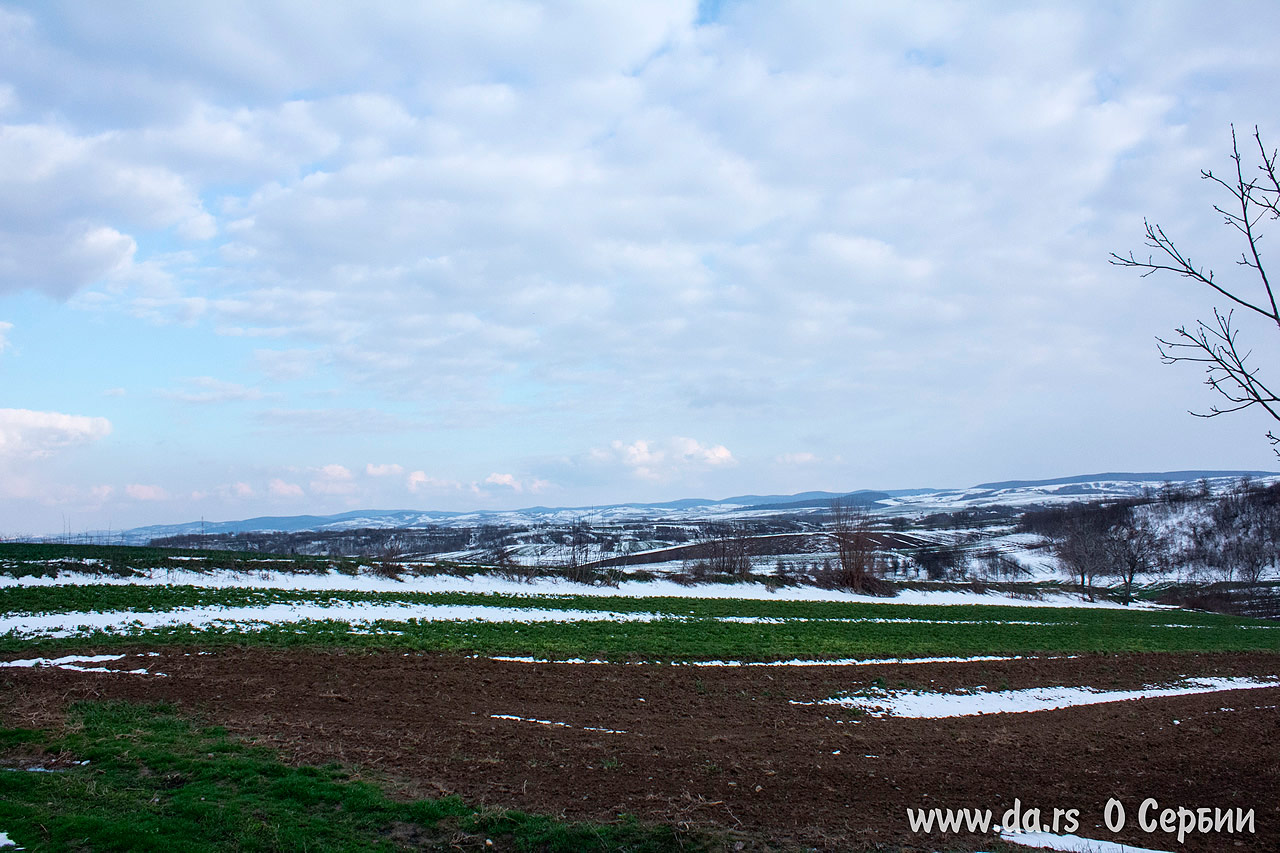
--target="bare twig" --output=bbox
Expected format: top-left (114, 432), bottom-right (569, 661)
top-left (1113, 125), bottom-right (1280, 456)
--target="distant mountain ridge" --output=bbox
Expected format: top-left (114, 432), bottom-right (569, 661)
top-left (973, 470), bottom-right (1276, 490)
top-left (119, 469), bottom-right (1278, 544)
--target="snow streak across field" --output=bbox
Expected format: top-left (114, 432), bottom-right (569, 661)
top-left (805, 676), bottom-right (1280, 718)
top-left (4, 600), bottom-right (1212, 641)
top-left (0, 568), bottom-right (1155, 607)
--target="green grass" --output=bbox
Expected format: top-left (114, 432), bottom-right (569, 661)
top-left (0, 700), bottom-right (698, 852)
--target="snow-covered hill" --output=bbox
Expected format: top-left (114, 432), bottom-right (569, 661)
top-left (114, 470), bottom-right (1277, 544)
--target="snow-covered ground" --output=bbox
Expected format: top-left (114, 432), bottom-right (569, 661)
top-left (997, 830), bottom-right (1174, 852)
top-left (0, 595), bottom-right (1193, 641)
top-left (0, 654), bottom-right (158, 675)
top-left (807, 676), bottom-right (1280, 718)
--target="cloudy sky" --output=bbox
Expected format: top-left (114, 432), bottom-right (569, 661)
top-left (2, 1), bottom-right (1279, 534)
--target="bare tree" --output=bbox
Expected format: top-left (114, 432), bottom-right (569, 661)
top-left (1054, 506), bottom-right (1114, 601)
top-left (699, 523), bottom-right (752, 578)
top-left (563, 516), bottom-right (595, 584)
top-left (1108, 508), bottom-right (1161, 605)
top-left (828, 498), bottom-right (880, 593)
top-left (1211, 478), bottom-right (1280, 586)
top-left (1111, 125), bottom-right (1280, 455)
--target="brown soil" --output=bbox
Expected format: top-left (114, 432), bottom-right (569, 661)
top-left (3, 649), bottom-right (1278, 852)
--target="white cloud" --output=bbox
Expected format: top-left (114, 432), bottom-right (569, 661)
top-left (268, 478), bottom-right (303, 498)
top-left (310, 463), bottom-right (356, 495)
top-left (0, 224), bottom-right (136, 298)
top-left (407, 470), bottom-right (461, 493)
top-left (366, 462), bottom-right (403, 477)
top-left (0, 120), bottom-right (212, 297)
top-left (125, 483), bottom-right (167, 501)
top-left (595, 437), bottom-right (736, 482)
top-left (0, 408), bottom-right (112, 459)
top-left (483, 472), bottom-right (522, 491)
top-left (0, 319), bottom-right (10, 353)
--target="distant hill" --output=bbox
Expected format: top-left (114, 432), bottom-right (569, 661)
top-left (974, 471), bottom-right (1275, 490)
top-left (742, 490), bottom-right (891, 511)
top-left (116, 469), bottom-right (1279, 544)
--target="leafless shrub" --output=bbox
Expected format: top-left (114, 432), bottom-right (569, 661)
top-left (828, 499), bottom-right (888, 593)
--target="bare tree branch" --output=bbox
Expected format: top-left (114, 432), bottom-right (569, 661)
top-left (1114, 125), bottom-right (1280, 457)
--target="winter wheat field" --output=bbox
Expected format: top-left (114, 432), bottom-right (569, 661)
top-left (2, 481), bottom-right (1279, 852)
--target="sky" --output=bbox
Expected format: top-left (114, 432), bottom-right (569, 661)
top-left (3, 1), bottom-right (1280, 535)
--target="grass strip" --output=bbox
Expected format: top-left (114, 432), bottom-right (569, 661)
top-left (3, 609), bottom-right (1276, 660)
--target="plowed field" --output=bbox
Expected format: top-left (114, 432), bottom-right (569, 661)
top-left (4, 648), bottom-right (1277, 851)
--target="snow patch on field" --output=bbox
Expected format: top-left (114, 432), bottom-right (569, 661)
top-left (0, 603), bottom-right (668, 638)
top-left (0, 601), bottom-right (1151, 640)
top-left (998, 829), bottom-right (1174, 851)
top-left (0, 653), bottom-right (125, 668)
top-left (0, 570), bottom-right (1159, 608)
top-left (489, 714), bottom-right (627, 734)
top-left (809, 676), bottom-right (1280, 718)
top-left (0, 654), bottom-right (162, 676)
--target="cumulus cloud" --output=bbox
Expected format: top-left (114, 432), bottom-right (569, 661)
top-left (407, 470), bottom-right (461, 493)
top-left (0, 408), bottom-right (112, 459)
top-left (594, 437), bottom-right (736, 482)
top-left (268, 478), bottom-right (303, 498)
top-left (366, 462), bottom-right (403, 477)
top-left (125, 483), bottom-right (167, 501)
top-left (0, 120), bottom-right (211, 297)
top-left (0, 224), bottom-right (136, 298)
top-left (483, 472), bottom-right (522, 491)
top-left (310, 463), bottom-right (356, 495)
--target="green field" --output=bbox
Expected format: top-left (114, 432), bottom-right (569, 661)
top-left (0, 701), bottom-right (699, 853)
top-left (0, 542), bottom-right (361, 577)
top-left (2, 583), bottom-right (1276, 660)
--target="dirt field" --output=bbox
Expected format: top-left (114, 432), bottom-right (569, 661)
top-left (3, 649), bottom-right (1278, 851)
